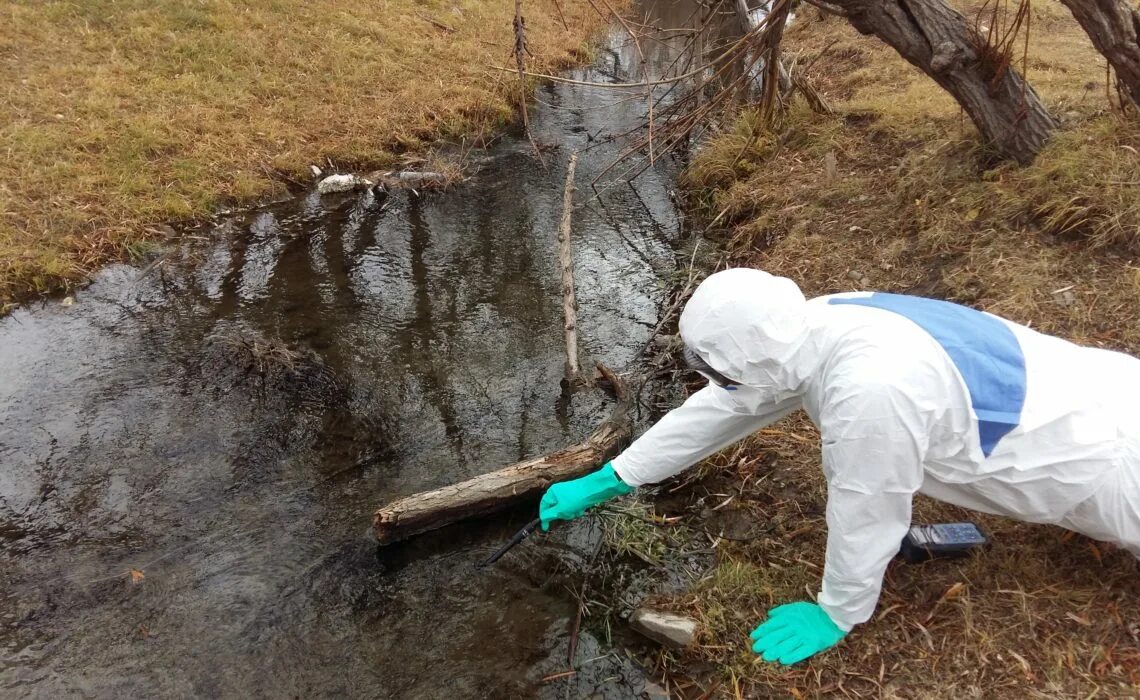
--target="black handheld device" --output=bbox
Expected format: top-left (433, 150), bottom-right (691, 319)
top-left (897, 522), bottom-right (989, 563)
top-left (477, 518), bottom-right (542, 569)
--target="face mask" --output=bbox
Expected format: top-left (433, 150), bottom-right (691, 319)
top-left (683, 346), bottom-right (739, 390)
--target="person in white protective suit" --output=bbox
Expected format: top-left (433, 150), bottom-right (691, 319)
top-left (538, 267), bottom-right (1140, 665)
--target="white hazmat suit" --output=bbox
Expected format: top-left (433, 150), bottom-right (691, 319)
top-left (611, 268), bottom-right (1140, 632)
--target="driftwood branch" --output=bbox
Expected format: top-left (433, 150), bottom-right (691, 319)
top-left (559, 152), bottom-right (581, 382)
top-left (372, 364), bottom-right (631, 545)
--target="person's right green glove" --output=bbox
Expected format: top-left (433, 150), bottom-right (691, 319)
top-left (539, 462), bottom-right (633, 531)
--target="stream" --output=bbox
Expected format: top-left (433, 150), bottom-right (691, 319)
top-left (0, 1), bottom-right (736, 696)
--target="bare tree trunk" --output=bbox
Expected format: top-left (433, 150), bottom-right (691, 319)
top-left (1057, 0), bottom-right (1140, 106)
top-left (831, 0), bottom-right (1057, 163)
top-left (372, 364), bottom-right (630, 545)
top-left (733, 0), bottom-right (757, 32)
top-left (734, 0), bottom-right (793, 95)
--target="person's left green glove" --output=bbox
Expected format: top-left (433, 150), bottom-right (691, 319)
top-left (539, 462), bottom-right (633, 531)
top-left (749, 602), bottom-right (847, 665)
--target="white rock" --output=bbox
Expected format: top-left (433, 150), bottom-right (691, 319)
top-left (1053, 289), bottom-right (1077, 307)
top-left (629, 608), bottom-right (698, 649)
top-left (317, 173), bottom-right (372, 195)
top-left (310, 164), bottom-right (323, 178)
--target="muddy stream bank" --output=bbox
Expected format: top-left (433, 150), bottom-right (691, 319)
top-left (0, 1), bottom-right (745, 696)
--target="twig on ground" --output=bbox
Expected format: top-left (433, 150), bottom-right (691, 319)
top-left (416, 11), bottom-right (456, 32)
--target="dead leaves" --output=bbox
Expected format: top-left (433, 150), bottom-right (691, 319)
top-left (128, 568), bottom-right (145, 584)
top-left (1066, 611), bottom-right (1093, 627)
top-left (1008, 650), bottom-right (1037, 682)
top-left (924, 581), bottom-right (966, 623)
top-left (938, 581), bottom-right (966, 603)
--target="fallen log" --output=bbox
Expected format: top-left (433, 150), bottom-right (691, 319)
top-left (558, 151), bottom-right (581, 383)
top-left (372, 363), bottom-right (631, 545)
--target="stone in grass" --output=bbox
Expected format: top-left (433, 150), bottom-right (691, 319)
top-left (317, 173), bottom-right (373, 195)
top-left (629, 608), bottom-right (699, 649)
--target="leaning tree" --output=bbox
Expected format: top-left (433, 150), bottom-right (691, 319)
top-left (821, 0), bottom-right (1058, 163)
top-left (1056, 0), bottom-right (1140, 106)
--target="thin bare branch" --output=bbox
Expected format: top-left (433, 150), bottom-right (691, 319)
top-left (596, 0), bottom-right (657, 163)
top-left (512, 0), bottom-right (546, 167)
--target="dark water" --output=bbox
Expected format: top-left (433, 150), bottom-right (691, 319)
top-left (0, 2), bottom-right (732, 696)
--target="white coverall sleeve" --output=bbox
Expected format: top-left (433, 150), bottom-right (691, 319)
top-left (610, 385), bottom-right (800, 487)
top-left (818, 384), bottom-right (928, 632)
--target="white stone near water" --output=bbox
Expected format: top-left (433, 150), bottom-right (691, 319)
top-left (629, 608), bottom-right (699, 649)
top-left (316, 173), bottom-right (373, 195)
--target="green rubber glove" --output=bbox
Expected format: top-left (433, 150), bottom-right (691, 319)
top-left (749, 602), bottom-right (847, 665)
top-left (539, 462), bottom-right (633, 531)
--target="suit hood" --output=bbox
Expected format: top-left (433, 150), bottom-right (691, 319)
top-left (679, 268), bottom-right (815, 399)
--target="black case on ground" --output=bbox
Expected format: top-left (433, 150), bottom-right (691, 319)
top-left (897, 522), bottom-right (990, 563)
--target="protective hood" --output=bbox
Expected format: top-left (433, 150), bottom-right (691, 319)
top-left (679, 268), bottom-right (816, 400)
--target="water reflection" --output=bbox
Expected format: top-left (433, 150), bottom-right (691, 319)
top-left (0, 0), bottom-right (725, 695)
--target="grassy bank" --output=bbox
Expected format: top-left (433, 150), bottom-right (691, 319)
top-left (0, 0), bottom-right (608, 307)
top-left (633, 2), bottom-right (1140, 696)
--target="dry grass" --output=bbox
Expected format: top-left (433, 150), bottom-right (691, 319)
top-left (640, 1), bottom-right (1140, 696)
top-left (686, 107), bottom-right (1140, 352)
top-left (0, 0), bottom-right (610, 305)
top-left (685, 1), bottom-right (1140, 351)
top-left (639, 423), bottom-right (1140, 698)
